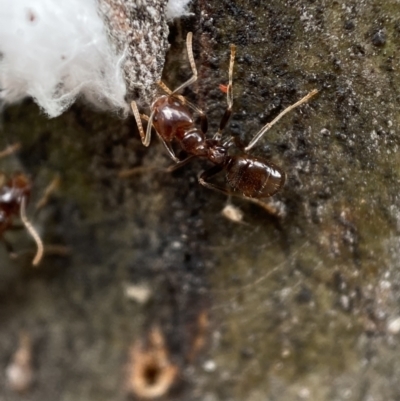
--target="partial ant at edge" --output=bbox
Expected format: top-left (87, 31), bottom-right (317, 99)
top-left (0, 143), bottom-right (62, 267)
top-left (0, 169), bottom-right (43, 266)
top-left (131, 32), bottom-right (318, 203)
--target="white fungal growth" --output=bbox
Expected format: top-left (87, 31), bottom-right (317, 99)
top-left (0, 0), bottom-right (128, 117)
top-left (166, 0), bottom-right (193, 20)
top-left (0, 0), bottom-right (192, 117)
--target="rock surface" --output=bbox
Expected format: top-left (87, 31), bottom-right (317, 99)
top-left (1, 1), bottom-right (400, 400)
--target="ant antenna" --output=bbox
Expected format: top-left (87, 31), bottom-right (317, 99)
top-left (20, 196), bottom-right (44, 266)
top-left (171, 32), bottom-right (198, 94)
top-left (214, 44), bottom-right (236, 140)
top-left (158, 80), bottom-right (173, 95)
top-left (145, 109), bottom-right (156, 148)
top-left (158, 81), bottom-right (185, 104)
top-left (131, 101), bottom-right (151, 147)
top-left (244, 89), bottom-right (319, 152)
top-left (227, 44), bottom-right (236, 112)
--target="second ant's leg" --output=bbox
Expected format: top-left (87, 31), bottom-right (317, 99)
top-left (131, 101), bottom-right (152, 147)
top-left (214, 44), bottom-right (236, 140)
top-left (244, 89), bottom-right (319, 152)
top-left (20, 196), bottom-right (44, 267)
top-left (119, 154), bottom-right (195, 177)
top-left (155, 131), bottom-right (180, 163)
top-left (166, 155), bottom-right (195, 172)
top-left (35, 175), bottom-right (60, 211)
top-left (198, 165), bottom-right (234, 196)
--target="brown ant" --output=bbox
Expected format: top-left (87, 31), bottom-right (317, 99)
top-left (131, 33), bottom-right (318, 201)
top-left (0, 157), bottom-right (43, 266)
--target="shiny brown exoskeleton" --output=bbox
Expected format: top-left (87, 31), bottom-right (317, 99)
top-left (0, 170), bottom-right (43, 266)
top-left (0, 172), bottom-right (31, 235)
top-left (131, 33), bottom-right (318, 201)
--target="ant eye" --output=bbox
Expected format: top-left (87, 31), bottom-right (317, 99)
top-left (153, 116), bottom-right (158, 122)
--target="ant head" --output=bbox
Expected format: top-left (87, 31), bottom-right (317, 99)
top-left (11, 173), bottom-right (31, 200)
top-left (0, 172), bottom-right (31, 207)
top-left (206, 141), bottom-right (228, 165)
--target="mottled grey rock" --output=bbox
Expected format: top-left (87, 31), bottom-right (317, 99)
top-left (98, 0), bottom-right (169, 105)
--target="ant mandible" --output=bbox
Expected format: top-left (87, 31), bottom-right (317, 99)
top-left (131, 32), bottom-right (318, 200)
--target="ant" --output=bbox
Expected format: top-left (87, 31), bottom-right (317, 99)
top-left (131, 32), bottom-right (318, 201)
top-left (0, 145), bottom-right (43, 266)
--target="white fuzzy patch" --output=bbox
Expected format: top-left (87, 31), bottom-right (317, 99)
top-left (0, 0), bottom-right (192, 117)
top-left (166, 0), bottom-right (193, 20)
top-left (0, 0), bottom-right (128, 117)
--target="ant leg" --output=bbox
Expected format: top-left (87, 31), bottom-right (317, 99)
top-left (214, 44), bottom-right (236, 140)
top-left (20, 196), bottom-right (44, 267)
top-left (35, 175), bottom-right (60, 211)
top-left (155, 131), bottom-right (180, 163)
top-left (171, 32), bottom-right (198, 95)
top-left (131, 101), bottom-right (152, 147)
top-left (119, 166), bottom-right (161, 178)
top-left (166, 155), bottom-right (195, 172)
top-left (0, 143), bottom-right (21, 159)
top-left (158, 81), bottom-right (208, 134)
top-left (119, 155), bottom-right (195, 178)
top-left (198, 165), bottom-right (234, 196)
top-left (244, 89), bottom-right (319, 152)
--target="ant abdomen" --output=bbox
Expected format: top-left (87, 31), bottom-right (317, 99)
top-left (225, 156), bottom-right (286, 198)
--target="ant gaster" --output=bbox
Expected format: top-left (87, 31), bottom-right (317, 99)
top-left (0, 171), bottom-right (43, 266)
top-left (131, 33), bottom-right (318, 200)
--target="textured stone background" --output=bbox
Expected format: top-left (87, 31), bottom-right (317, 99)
top-left (98, 0), bottom-right (169, 104)
top-left (1, 1), bottom-right (400, 400)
